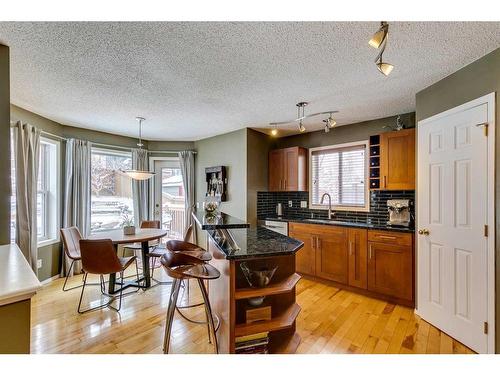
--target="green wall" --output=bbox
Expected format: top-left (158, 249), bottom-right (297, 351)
top-left (415, 47), bottom-right (500, 352)
top-left (0, 45), bottom-right (10, 244)
top-left (275, 112), bottom-right (415, 150)
top-left (247, 128), bottom-right (275, 226)
top-left (194, 128), bottom-right (248, 220)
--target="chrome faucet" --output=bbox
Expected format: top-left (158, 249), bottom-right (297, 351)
top-left (320, 193), bottom-right (334, 219)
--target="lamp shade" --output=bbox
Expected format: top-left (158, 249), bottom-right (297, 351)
top-left (121, 169), bottom-right (156, 180)
top-left (376, 61), bottom-right (394, 76)
top-left (369, 22), bottom-right (388, 48)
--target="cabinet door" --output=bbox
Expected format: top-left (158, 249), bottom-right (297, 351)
top-left (315, 227), bottom-right (348, 283)
top-left (367, 242), bottom-right (413, 300)
top-left (348, 228), bottom-right (367, 289)
top-left (283, 147), bottom-right (298, 191)
top-left (268, 149), bottom-right (284, 191)
top-left (289, 229), bottom-right (316, 276)
top-left (380, 128), bottom-right (415, 190)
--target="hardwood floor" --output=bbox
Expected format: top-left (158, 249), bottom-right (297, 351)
top-left (31, 270), bottom-right (474, 354)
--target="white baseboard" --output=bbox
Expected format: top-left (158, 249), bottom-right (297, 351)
top-left (40, 274), bottom-right (60, 285)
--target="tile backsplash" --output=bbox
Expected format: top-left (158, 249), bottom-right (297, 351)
top-left (257, 190), bottom-right (415, 226)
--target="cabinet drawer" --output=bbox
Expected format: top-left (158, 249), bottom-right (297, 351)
top-left (368, 230), bottom-right (412, 246)
top-left (289, 222), bottom-right (322, 235)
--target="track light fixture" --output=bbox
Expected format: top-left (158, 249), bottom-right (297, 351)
top-left (269, 102), bottom-right (339, 134)
top-left (369, 21), bottom-right (394, 76)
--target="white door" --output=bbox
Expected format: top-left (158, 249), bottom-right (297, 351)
top-left (417, 94), bottom-right (495, 353)
top-left (151, 158), bottom-right (186, 239)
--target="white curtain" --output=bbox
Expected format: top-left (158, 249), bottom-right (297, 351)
top-left (178, 151), bottom-right (196, 243)
top-left (14, 122), bottom-right (41, 274)
top-left (132, 148), bottom-right (149, 226)
top-left (61, 138), bottom-right (91, 276)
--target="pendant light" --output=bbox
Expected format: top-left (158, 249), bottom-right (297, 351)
top-left (121, 117), bottom-right (156, 180)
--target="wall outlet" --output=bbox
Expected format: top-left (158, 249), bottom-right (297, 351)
top-left (37, 259), bottom-right (43, 269)
top-left (300, 201), bottom-right (307, 208)
top-left (288, 200), bottom-right (293, 207)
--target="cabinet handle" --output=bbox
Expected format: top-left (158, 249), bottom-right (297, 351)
top-left (383, 175), bottom-right (387, 188)
top-left (284, 179), bottom-right (287, 190)
top-left (369, 245), bottom-right (373, 260)
top-left (311, 237), bottom-right (315, 250)
top-left (349, 241), bottom-right (353, 256)
top-left (316, 237), bottom-right (321, 250)
top-left (378, 235), bottom-right (397, 240)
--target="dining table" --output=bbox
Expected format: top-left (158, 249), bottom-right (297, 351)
top-left (88, 228), bottom-right (168, 294)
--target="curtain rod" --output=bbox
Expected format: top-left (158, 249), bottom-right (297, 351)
top-left (10, 121), bottom-right (196, 154)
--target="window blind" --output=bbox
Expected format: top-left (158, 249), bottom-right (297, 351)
top-left (311, 144), bottom-right (367, 208)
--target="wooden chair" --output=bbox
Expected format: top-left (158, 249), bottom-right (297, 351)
top-left (160, 250), bottom-right (220, 354)
top-left (78, 239), bottom-right (140, 313)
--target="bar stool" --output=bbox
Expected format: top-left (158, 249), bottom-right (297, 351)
top-left (147, 224), bottom-right (198, 284)
top-left (160, 251), bottom-right (220, 354)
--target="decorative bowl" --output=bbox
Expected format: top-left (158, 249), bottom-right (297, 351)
top-left (240, 263), bottom-right (278, 306)
top-left (240, 262), bottom-right (278, 288)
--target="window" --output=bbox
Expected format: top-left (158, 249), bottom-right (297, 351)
top-left (10, 135), bottom-right (60, 245)
top-left (91, 147), bottom-right (134, 232)
top-left (309, 141), bottom-right (369, 211)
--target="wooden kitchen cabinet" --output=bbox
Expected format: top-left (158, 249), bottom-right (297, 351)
top-left (348, 228), bottom-right (368, 289)
top-left (291, 231), bottom-right (316, 276)
top-left (288, 222), bottom-right (414, 306)
top-left (379, 128), bottom-right (415, 190)
top-left (268, 147), bottom-right (308, 191)
top-left (367, 235), bottom-right (413, 301)
top-left (315, 227), bottom-right (349, 284)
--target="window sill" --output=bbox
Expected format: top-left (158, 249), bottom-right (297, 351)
top-left (37, 238), bottom-right (60, 248)
top-left (309, 205), bottom-right (370, 213)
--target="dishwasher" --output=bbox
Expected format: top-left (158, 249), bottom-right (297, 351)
top-left (259, 220), bottom-right (288, 236)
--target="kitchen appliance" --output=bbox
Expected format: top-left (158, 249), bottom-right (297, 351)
top-left (259, 220), bottom-right (288, 236)
top-left (276, 203), bottom-right (283, 217)
top-left (387, 199), bottom-right (411, 227)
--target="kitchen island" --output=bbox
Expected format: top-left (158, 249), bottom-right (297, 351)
top-left (192, 210), bottom-right (303, 354)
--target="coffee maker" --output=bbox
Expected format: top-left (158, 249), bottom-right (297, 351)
top-left (387, 199), bottom-right (411, 227)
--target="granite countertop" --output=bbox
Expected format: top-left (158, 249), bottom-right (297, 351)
top-left (192, 210), bottom-right (250, 230)
top-left (263, 216), bottom-right (415, 233)
top-left (0, 244), bottom-right (42, 306)
top-left (206, 226), bottom-right (304, 260)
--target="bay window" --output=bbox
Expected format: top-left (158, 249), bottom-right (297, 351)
top-left (90, 147), bottom-right (134, 232)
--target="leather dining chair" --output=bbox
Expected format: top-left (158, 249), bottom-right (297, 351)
top-left (78, 239), bottom-right (140, 313)
top-left (60, 227), bottom-right (84, 291)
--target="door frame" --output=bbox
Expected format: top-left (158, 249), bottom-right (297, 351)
top-left (416, 92), bottom-right (496, 353)
top-left (148, 156), bottom-right (181, 221)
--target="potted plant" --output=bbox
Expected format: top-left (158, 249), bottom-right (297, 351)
top-left (122, 211), bottom-right (135, 235)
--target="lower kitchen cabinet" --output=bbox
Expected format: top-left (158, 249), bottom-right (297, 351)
top-left (347, 228), bottom-right (368, 289)
top-left (289, 224), bottom-right (316, 276)
top-left (315, 226), bottom-right (348, 284)
top-left (367, 241), bottom-right (413, 301)
top-left (289, 222), bottom-right (414, 306)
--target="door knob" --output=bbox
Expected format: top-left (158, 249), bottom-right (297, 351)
top-left (418, 229), bottom-right (430, 235)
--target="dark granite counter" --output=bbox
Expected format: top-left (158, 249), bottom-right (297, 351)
top-left (192, 210), bottom-right (250, 230)
top-left (206, 226), bottom-right (303, 260)
top-left (263, 216), bottom-right (415, 233)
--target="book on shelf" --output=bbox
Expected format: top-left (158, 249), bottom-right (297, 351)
top-left (235, 331), bottom-right (269, 354)
top-left (235, 331), bottom-right (269, 344)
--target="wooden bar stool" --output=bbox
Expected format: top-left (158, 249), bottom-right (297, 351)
top-left (160, 251), bottom-right (220, 354)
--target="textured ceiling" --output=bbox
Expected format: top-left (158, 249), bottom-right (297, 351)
top-left (0, 22), bottom-right (499, 141)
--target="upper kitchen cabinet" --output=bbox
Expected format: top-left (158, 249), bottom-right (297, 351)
top-left (268, 147), bottom-right (308, 191)
top-left (379, 128), bottom-right (415, 190)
